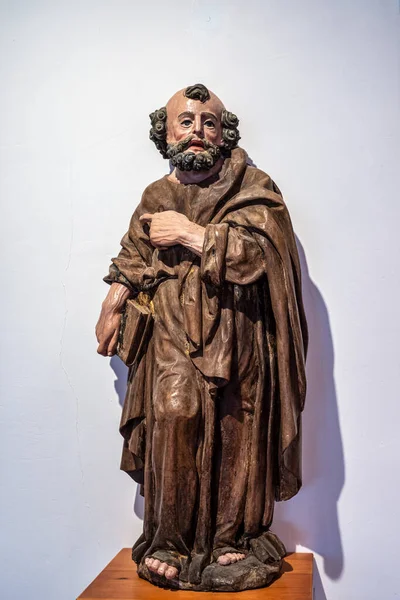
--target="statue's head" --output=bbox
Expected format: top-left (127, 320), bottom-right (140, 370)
top-left (149, 84), bottom-right (240, 172)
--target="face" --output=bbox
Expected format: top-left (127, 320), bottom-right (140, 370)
top-left (166, 92), bottom-right (224, 152)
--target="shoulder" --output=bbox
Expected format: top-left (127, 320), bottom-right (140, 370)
top-left (229, 148), bottom-right (283, 197)
top-left (138, 176), bottom-right (177, 213)
top-left (242, 164), bottom-right (283, 197)
top-left (141, 176), bottom-right (172, 200)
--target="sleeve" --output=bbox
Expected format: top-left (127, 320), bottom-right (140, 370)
top-left (200, 222), bottom-right (265, 286)
top-left (103, 261), bottom-right (137, 292)
top-left (103, 208), bottom-right (155, 293)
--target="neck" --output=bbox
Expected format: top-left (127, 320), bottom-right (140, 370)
top-left (168, 157), bottom-right (225, 185)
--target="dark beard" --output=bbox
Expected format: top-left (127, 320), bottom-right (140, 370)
top-left (166, 135), bottom-right (222, 172)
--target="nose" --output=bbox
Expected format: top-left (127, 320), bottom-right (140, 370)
top-left (193, 115), bottom-right (203, 137)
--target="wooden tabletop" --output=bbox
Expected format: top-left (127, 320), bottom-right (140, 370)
top-left (78, 549), bottom-right (313, 600)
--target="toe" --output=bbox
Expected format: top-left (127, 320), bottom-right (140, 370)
top-left (145, 557), bottom-right (155, 570)
top-left (165, 566), bottom-right (178, 580)
top-left (149, 559), bottom-right (160, 572)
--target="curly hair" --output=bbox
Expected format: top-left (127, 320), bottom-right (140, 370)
top-left (184, 83), bottom-right (210, 103)
top-left (149, 84), bottom-right (240, 159)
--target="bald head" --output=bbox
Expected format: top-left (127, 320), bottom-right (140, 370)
top-left (166, 87), bottom-right (225, 127)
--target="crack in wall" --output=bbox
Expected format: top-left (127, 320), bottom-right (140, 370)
top-left (58, 162), bottom-right (89, 508)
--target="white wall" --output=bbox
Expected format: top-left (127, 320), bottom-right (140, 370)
top-left (1, 1), bottom-right (399, 598)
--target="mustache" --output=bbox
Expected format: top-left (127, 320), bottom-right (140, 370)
top-left (166, 135), bottom-right (214, 156)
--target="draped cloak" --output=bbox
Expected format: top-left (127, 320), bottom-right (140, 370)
top-left (104, 147), bottom-right (308, 580)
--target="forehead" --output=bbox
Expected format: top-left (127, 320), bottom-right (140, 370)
top-left (166, 91), bottom-right (224, 121)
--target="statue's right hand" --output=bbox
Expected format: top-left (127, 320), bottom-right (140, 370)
top-left (95, 307), bottom-right (122, 357)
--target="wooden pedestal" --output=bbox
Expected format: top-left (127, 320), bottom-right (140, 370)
top-left (77, 549), bottom-right (313, 600)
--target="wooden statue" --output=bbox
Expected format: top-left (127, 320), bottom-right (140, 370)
top-left (96, 84), bottom-right (308, 592)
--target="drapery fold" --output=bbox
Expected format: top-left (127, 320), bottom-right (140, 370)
top-left (105, 146), bottom-right (308, 531)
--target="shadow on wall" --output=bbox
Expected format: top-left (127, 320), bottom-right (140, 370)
top-left (273, 237), bottom-right (345, 600)
top-left (111, 356), bottom-right (128, 411)
top-left (110, 357), bottom-right (145, 520)
top-left (109, 237), bottom-right (345, 598)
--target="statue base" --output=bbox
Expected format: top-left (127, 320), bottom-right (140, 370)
top-left (77, 548), bottom-right (313, 599)
top-left (137, 531), bottom-right (286, 591)
top-left (139, 554), bottom-right (281, 591)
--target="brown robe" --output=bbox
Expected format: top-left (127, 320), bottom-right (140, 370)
top-left (104, 147), bottom-right (308, 584)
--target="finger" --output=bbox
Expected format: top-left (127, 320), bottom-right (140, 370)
top-left (139, 213), bottom-right (153, 222)
top-left (107, 327), bottom-right (120, 357)
top-left (97, 327), bottom-right (114, 356)
top-left (97, 339), bottom-right (110, 356)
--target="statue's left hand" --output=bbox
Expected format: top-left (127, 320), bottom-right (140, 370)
top-left (96, 283), bottom-right (132, 357)
top-left (96, 307), bottom-right (122, 357)
top-left (139, 210), bottom-right (190, 248)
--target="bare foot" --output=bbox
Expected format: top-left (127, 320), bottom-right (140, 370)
top-left (217, 552), bottom-right (246, 566)
top-left (144, 557), bottom-right (178, 580)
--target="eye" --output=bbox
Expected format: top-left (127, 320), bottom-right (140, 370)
top-left (204, 119), bottom-right (215, 128)
top-left (180, 119), bottom-right (192, 127)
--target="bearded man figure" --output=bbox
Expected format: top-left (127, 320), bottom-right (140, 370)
top-left (95, 84), bottom-right (308, 592)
